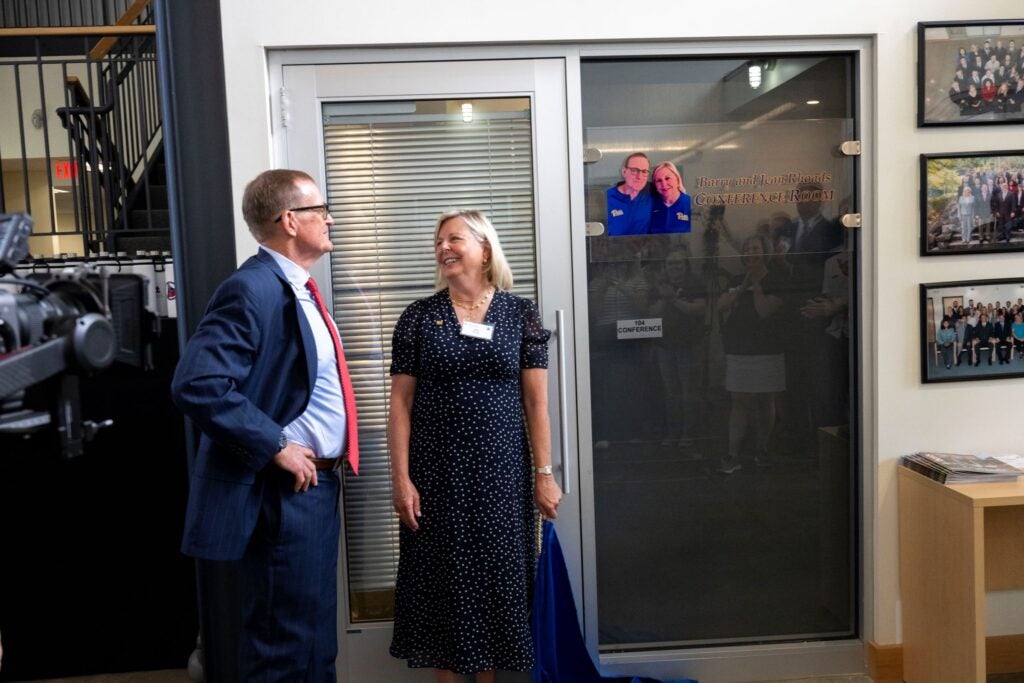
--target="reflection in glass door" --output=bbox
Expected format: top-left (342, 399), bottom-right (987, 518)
top-left (581, 55), bottom-right (858, 650)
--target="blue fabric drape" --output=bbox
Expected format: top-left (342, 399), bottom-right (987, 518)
top-left (531, 520), bottom-right (697, 683)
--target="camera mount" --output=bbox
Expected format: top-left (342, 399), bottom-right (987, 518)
top-left (0, 213), bottom-right (120, 457)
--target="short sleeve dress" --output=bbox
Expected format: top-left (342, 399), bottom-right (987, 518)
top-left (388, 288), bottom-right (551, 675)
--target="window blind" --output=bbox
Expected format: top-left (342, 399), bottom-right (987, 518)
top-left (322, 104), bottom-right (538, 621)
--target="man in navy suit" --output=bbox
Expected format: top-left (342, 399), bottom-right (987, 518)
top-left (780, 182), bottom-right (847, 439)
top-left (172, 169), bottom-right (357, 681)
top-left (994, 313), bottom-right (1014, 364)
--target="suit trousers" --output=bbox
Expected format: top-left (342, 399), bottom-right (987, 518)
top-left (239, 468), bottom-right (341, 682)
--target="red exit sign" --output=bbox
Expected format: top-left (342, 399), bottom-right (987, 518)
top-left (54, 160), bottom-right (79, 179)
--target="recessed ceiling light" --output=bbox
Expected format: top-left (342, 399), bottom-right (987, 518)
top-left (807, 99), bottom-right (821, 105)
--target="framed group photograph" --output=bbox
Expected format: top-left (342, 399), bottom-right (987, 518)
top-left (918, 20), bottom-right (1024, 127)
top-left (920, 278), bottom-right (1024, 383)
top-left (920, 150), bottom-right (1024, 255)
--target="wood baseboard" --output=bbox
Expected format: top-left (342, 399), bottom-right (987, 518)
top-left (989, 634), bottom-right (1024, 674)
top-left (867, 634), bottom-right (1024, 681)
top-left (866, 640), bottom-right (902, 683)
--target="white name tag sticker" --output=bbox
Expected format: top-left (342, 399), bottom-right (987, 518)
top-left (460, 321), bottom-right (495, 340)
top-left (616, 317), bottom-right (663, 340)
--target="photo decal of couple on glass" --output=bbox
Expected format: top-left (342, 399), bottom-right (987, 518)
top-left (606, 152), bottom-right (692, 236)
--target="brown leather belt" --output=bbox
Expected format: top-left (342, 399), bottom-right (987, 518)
top-left (313, 458), bottom-right (340, 471)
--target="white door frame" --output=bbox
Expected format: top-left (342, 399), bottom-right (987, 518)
top-left (271, 53), bottom-right (580, 683)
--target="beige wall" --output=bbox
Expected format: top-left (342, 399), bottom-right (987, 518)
top-left (217, 0), bottom-right (1024, 649)
top-left (0, 61), bottom-right (93, 162)
top-left (2, 168), bottom-right (54, 230)
top-left (3, 168), bottom-right (85, 257)
top-left (2, 58), bottom-right (97, 258)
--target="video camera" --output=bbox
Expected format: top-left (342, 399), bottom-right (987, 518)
top-left (0, 213), bottom-right (150, 458)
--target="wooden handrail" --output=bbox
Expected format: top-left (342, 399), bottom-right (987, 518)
top-left (63, 77), bottom-right (91, 108)
top-left (89, 0), bottom-right (153, 61)
top-left (0, 25), bottom-right (154, 38)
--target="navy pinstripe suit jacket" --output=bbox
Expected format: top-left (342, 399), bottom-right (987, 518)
top-left (171, 249), bottom-right (317, 560)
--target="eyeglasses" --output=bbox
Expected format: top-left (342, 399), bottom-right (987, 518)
top-left (624, 167), bottom-right (650, 177)
top-left (274, 203), bottom-right (330, 222)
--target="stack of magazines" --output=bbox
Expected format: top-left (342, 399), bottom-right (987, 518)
top-left (900, 452), bottom-right (1022, 484)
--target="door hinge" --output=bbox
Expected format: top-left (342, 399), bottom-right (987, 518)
top-left (841, 213), bottom-right (861, 228)
top-left (583, 148), bottom-right (602, 164)
top-left (839, 140), bottom-right (861, 156)
top-left (279, 87), bottom-right (290, 129)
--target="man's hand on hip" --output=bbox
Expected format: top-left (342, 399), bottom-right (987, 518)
top-left (273, 442), bottom-right (319, 492)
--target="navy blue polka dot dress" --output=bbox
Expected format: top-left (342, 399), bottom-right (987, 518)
top-left (388, 288), bottom-right (550, 675)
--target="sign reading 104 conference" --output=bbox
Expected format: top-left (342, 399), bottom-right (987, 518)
top-left (616, 318), bottom-right (663, 340)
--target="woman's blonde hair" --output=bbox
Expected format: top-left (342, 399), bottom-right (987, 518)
top-left (652, 161), bottom-right (686, 194)
top-left (433, 209), bottom-right (514, 291)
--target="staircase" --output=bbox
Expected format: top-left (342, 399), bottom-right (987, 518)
top-left (118, 144), bottom-right (172, 253)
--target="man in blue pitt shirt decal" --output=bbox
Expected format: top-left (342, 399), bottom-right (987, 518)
top-left (606, 152), bottom-right (653, 236)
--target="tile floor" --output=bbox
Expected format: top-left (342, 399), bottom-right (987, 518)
top-left (25, 670), bottom-right (1024, 683)
top-left (30, 675), bottom-right (873, 683)
top-left (30, 673), bottom-right (191, 683)
top-left (19, 671), bottom-right (880, 683)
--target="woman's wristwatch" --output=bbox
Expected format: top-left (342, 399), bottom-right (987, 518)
top-left (533, 465), bottom-right (553, 475)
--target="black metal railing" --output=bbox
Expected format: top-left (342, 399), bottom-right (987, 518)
top-left (0, 1), bottom-right (163, 256)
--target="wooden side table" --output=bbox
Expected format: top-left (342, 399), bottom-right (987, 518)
top-left (898, 467), bottom-right (1024, 682)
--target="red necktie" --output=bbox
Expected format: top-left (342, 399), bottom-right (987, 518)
top-left (305, 277), bottom-right (359, 475)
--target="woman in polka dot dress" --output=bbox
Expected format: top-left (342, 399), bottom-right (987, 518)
top-left (388, 209), bottom-right (563, 682)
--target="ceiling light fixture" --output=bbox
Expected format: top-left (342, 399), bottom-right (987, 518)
top-left (748, 64), bottom-right (762, 89)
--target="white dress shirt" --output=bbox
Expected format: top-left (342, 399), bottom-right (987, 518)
top-left (261, 246), bottom-right (347, 459)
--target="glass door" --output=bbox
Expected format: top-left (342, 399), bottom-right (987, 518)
top-left (579, 53), bottom-right (863, 679)
top-left (275, 57), bottom-right (578, 682)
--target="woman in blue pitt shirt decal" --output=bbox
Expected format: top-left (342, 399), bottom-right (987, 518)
top-left (650, 161), bottom-right (692, 234)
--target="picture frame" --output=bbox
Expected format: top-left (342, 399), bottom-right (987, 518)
top-left (920, 150), bottom-right (1024, 256)
top-left (918, 20), bottom-right (1024, 127)
top-left (920, 278), bottom-right (1024, 383)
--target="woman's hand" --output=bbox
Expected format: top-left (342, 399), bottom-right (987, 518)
top-left (392, 476), bottom-right (421, 531)
top-left (534, 474), bottom-right (563, 520)
top-left (717, 288), bottom-right (739, 311)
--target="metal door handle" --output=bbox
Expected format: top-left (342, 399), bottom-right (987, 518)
top-left (555, 309), bottom-right (571, 495)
